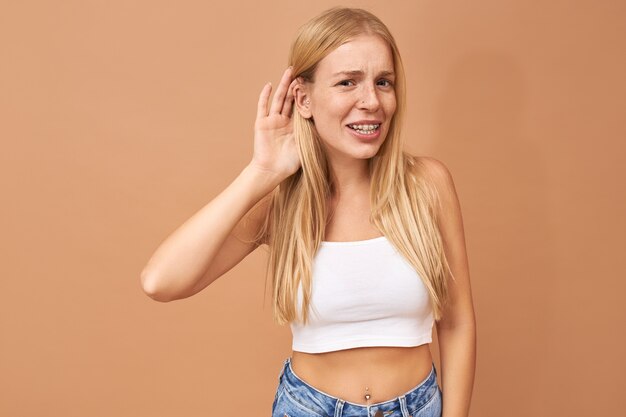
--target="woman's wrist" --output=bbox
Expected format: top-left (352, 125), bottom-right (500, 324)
top-left (242, 162), bottom-right (284, 197)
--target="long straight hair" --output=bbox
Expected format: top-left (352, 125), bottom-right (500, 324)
top-left (249, 7), bottom-right (454, 326)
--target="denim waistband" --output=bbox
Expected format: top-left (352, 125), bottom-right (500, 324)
top-left (277, 356), bottom-right (439, 417)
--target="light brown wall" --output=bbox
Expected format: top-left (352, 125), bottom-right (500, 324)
top-left (1, 1), bottom-right (624, 416)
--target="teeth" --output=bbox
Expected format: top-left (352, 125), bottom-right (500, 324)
top-left (348, 123), bottom-right (380, 131)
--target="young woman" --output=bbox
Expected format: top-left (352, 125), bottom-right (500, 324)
top-left (141, 7), bottom-right (476, 417)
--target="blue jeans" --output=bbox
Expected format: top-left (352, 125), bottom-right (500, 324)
top-left (272, 357), bottom-right (443, 417)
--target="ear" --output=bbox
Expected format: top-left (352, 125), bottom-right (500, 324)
top-left (293, 78), bottom-right (313, 119)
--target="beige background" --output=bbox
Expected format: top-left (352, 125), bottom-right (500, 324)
top-left (1, 0), bottom-right (624, 416)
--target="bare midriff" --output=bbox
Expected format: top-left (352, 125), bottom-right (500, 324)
top-left (290, 344), bottom-right (434, 405)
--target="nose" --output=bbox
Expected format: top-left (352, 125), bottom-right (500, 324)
top-left (357, 84), bottom-right (381, 111)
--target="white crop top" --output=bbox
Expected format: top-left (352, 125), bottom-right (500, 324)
top-left (290, 235), bottom-right (434, 353)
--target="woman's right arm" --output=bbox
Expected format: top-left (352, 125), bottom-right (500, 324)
top-left (140, 164), bottom-right (280, 302)
top-left (140, 66), bottom-right (301, 302)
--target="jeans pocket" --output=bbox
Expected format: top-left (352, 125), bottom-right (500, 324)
top-left (273, 387), bottom-right (326, 417)
top-left (408, 385), bottom-right (442, 417)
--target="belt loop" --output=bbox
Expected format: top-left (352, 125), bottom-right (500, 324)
top-left (334, 398), bottom-right (344, 417)
top-left (398, 394), bottom-right (410, 417)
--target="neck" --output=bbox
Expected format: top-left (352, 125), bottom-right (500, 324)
top-left (327, 157), bottom-right (372, 199)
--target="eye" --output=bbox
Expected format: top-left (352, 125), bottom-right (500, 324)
top-left (378, 79), bottom-right (394, 87)
top-left (337, 79), bottom-right (355, 87)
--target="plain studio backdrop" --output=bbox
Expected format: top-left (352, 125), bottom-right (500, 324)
top-left (0, 1), bottom-right (624, 416)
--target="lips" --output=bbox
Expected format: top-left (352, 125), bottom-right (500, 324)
top-left (347, 119), bottom-right (382, 125)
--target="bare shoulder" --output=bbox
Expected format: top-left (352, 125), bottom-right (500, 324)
top-left (405, 155), bottom-right (465, 239)
top-left (412, 156), bottom-right (455, 189)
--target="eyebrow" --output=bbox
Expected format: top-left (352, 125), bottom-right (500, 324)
top-left (332, 70), bottom-right (395, 78)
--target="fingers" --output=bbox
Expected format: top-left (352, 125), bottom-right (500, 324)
top-left (257, 67), bottom-right (297, 120)
top-left (269, 66), bottom-right (293, 115)
top-left (256, 82), bottom-right (272, 122)
top-left (281, 78), bottom-right (298, 117)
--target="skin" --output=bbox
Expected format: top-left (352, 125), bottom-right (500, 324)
top-left (265, 34), bottom-right (476, 415)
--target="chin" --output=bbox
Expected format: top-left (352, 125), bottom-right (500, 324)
top-left (352, 146), bottom-right (383, 159)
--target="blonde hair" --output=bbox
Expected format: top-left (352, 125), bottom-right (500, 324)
top-left (249, 7), bottom-right (454, 326)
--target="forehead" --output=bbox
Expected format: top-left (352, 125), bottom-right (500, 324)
top-left (315, 34), bottom-right (394, 78)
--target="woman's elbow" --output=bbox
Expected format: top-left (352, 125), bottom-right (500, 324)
top-left (140, 269), bottom-right (176, 302)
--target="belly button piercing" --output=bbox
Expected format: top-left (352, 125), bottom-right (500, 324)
top-left (365, 387), bottom-right (384, 417)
